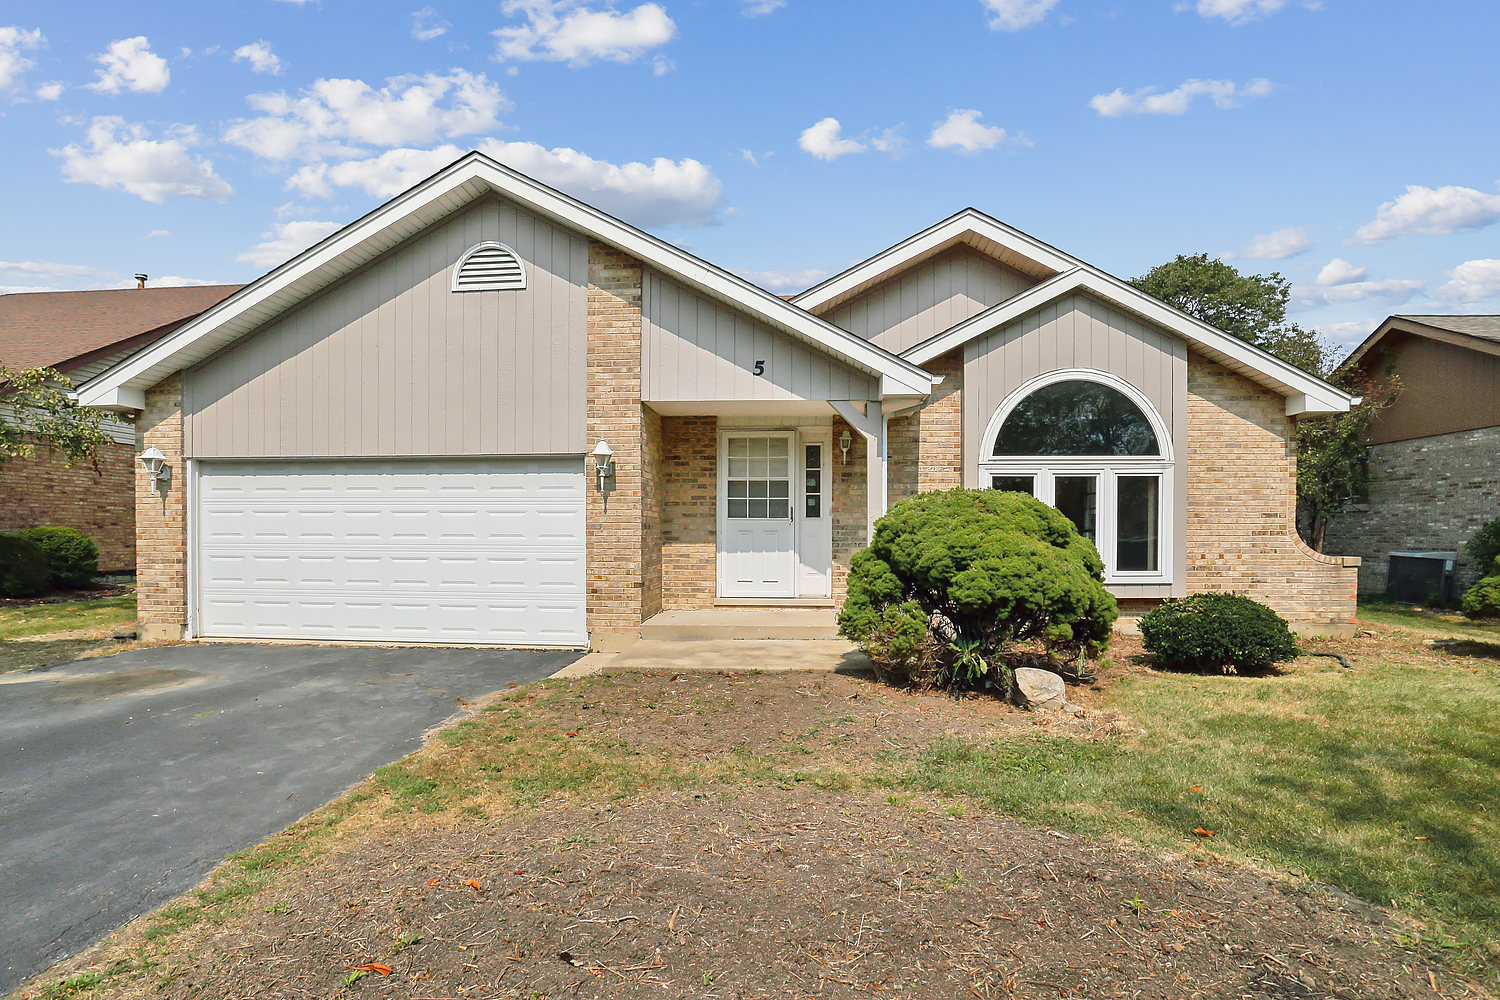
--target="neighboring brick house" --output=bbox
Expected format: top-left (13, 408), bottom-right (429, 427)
top-left (0, 284), bottom-right (243, 571)
top-left (77, 151), bottom-right (1359, 644)
top-left (1323, 315), bottom-right (1500, 595)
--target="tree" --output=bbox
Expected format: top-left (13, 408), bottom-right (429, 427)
top-left (0, 366), bottom-right (109, 469)
top-left (1130, 253), bottom-right (1397, 551)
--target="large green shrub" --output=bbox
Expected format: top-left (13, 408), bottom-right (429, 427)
top-left (0, 532), bottom-right (51, 597)
top-left (1139, 593), bottom-right (1299, 673)
top-left (837, 489), bottom-right (1117, 691)
top-left (18, 526), bottom-right (99, 589)
top-left (1467, 519), bottom-right (1500, 580)
top-left (1460, 557), bottom-right (1500, 620)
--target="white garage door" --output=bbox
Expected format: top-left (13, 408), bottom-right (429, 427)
top-left (196, 458), bottom-right (586, 646)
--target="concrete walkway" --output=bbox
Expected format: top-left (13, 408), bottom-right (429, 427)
top-left (552, 638), bottom-right (870, 678)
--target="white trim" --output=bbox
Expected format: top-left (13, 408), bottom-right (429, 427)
top-left (791, 208), bottom-right (1078, 312)
top-left (901, 266), bottom-right (1355, 417)
top-left (186, 457), bottom-right (199, 639)
top-left (79, 151), bottom-right (935, 409)
top-left (451, 241), bottom-right (526, 292)
top-left (716, 429), bottom-right (799, 599)
top-left (979, 368), bottom-right (1174, 464)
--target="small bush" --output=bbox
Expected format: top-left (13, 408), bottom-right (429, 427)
top-left (0, 532), bottom-right (51, 597)
top-left (1139, 593), bottom-right (1299, 673)
top-left (1460, 559), bottom-right (1500, 620)
top-left (18, 526), bottom-right (99, 589)
top-left (838, 489), bottom-right (1117, 693)
top-left (1467, 519), bottom-right (1500, 578)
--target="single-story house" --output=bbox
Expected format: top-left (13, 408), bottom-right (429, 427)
top-left (0, 283), bottom-right (242, 572)
top-left (78, 151), bottom-right (1359, 645)
top-left (1323, 314), bottom-right (1500, 596)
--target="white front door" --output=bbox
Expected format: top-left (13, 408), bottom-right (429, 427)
top-left (718, 433), bottom-right (797, 598)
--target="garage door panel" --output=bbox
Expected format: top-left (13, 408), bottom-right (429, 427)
top-left (197, 458), bottom-right (586, 645)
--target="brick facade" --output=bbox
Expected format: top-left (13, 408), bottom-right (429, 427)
top-left (0, 436), bottom-right (136, 572)
top-left (136, 374), bottom-right (187, 641)
top-left (585, 242), bottom-right (648, 636)
top-left (831, 417), bottom-right (868, 604)
top-left (640, 404), bottom-right (664, 619)
top-left (661, 415), bottom-right (717, 609)
top-left (888, 349), bottom-right (963, 504)
top-left (1184, 354), bottom-right (1358, 631)
top-left (1322, 424), bottom-right (1500, 594)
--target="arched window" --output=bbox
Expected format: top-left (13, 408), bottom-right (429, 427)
top-left (982, 372), bottom-right (1172, 584)
top-left (451, 242), bottom-right (526, 292)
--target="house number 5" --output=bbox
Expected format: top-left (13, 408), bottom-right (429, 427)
top-left (752, 360), bottom-right (765, 376)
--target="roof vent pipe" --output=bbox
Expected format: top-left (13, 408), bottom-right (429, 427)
top-left (135, 273), bottom-right (148, 289)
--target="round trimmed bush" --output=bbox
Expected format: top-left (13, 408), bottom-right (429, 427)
top-left (0, 532), bottom-right (52, 598)
top-left (837, 489), bottom-right (1118, 691)
top-left (1139, 593), bottom-right (1299, 673)
top-left (17, 526), bottom-right (99, 589)
top-left (1467, 519), bottom-right (1500, 580)
top-left (1460, 558), bottom-right (1500, 620)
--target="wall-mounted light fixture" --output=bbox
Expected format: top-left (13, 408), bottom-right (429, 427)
top-left (838, 429), bottom-right (852, 466)
top-left (138, 446), bottom-right (170, 496)
top-left (591, 439), bottom-right (615, 493)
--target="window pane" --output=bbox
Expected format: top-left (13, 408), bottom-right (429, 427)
top-left (769, 457), bottom-right (789, 478)
top-left (727, 480), bottom-right (747, 499)
top-left (1117, 476), bottom-right (1160, 572)
top-left (1054, 475), bottom-right (1097, 541)
top-left (749, 480), bottom-right (768, 499)
top-left (728, 457), bottom-right (748, 478)
top-left (805, 445), bottom-right (822, 519)
top-left (806, 494), bottom-right (821, 518)
top-left (769, 480), bottom-right (789, 499)
top-left (994, 381), bottom-right (1160, 457)
top-left (769, 438), bottom-right (789, 457)
top-left (730, 438), bottom-right (749, 457)
top-left (769, 499), bottom-right (789, 519)
top-left (728, 499), bottom-right (748, 519)
top-left (749, 499), bottom-right (768, 518)
top-left (991, 475), bottom-right (1035, 495)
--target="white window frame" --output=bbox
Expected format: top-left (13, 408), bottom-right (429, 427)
top-left (979, 369), bottom-right (1173, 585)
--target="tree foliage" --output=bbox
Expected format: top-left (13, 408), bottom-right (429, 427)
top-left (0, 366), bottom-right (108, 469)
top-left (837, 489), bottom-right (1117, 690)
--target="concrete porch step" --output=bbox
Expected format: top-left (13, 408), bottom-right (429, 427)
top-left (640, 608), bottom-right (841, 641)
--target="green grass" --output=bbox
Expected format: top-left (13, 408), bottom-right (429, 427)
top-left (1356, 599), bottom-right (1500, 642)
top-left (0, 592), bottom-right (136, 640)
top-left (906, 620), bottom-right (1500, 982)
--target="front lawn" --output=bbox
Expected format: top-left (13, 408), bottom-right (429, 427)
top-left (0, 591), bottom-right (136, 641)
top-left (21, 613), bottom-right (1498, 999)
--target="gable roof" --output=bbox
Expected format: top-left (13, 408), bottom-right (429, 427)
top-left (0, 285), bottom-right (243, 373)
top-left (78, 152), bottom-right (936, 411)
top-left (791, 208), bottom-right (1080, 315)
top-left (901, 266), bottom-right (1355, 417)
top-left (1344, 314), bottom-right (1500, 369)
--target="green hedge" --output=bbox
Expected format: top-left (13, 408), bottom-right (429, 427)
top-left (1460, 557), bottom-right (1500, 620)
top-left (17, 526), bottom-right (99, 590)
top-left (0, 533), bottom-right (51, 597)
top-left (1139, 593), bottom-right (1299, 673)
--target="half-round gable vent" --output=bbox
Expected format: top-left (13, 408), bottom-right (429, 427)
top-left (451, 242), bottom-right (526, 292)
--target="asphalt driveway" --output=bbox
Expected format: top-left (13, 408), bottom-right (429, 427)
top-left (0, 642), bottom-right (578, 994)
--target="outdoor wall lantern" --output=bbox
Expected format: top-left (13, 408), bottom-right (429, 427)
top-left (591, 439), bottom-right (615, 493)
top-left (838, 429), bottom-right (852, 466)
top-left (138, 446), bottom-right (171, 496)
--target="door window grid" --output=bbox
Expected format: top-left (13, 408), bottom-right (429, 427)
top-left (988, 468), bottom-right (1167, 581)
top-left (726, 436), bottom-right (791, 519)
top-left (804, 444), bottom-right (823, 518)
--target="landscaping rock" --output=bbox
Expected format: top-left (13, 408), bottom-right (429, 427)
top-left (1012, 667), bottom-right (1066, 711)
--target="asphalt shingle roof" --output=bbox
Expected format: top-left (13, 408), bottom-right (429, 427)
top-left (1394, 314), bottom-right (1500, 344)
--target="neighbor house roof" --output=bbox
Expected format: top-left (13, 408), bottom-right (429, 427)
top-left (0, 285), bottom-right (244, 374)
top-left (1344, 314), bottom-right (1500, 369)
top-left (78, 152), bottom-right (938, 411)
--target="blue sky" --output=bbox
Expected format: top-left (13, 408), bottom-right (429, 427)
top-left (1, 0), bottom-right (1497, 352)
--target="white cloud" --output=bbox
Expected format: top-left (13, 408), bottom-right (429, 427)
top-left (144, 229), bottom-right (171, 239)
top-left (233, 40), bottom-right (283, 75)
top-left (33, 80), bottom-right (62, 100)
top-left (108, 274), bottom-right (224, 288)
top-left (52, 117), bottom-right (234, 204)
top-left (1187, 0), bottom-right (1286, 25)
top-left (1438, 259), bottom-right (1500, 303)
top-left (0, 26), bottom-right (44, 91)
top-left (0, 259), bottom-right (104, 278)
top-left (1229, 226), bottom-right (1311, 260)
top-left (980, 0), bottom-right (1059, 30)
top-left (87, 36), bottom-right (170, 94)
top-left (288, 140), bottom-right (724, 228)
top-left (412, 7), bottom-right (450, 40)
top-left (927, 109), bottom-right (1025, 153)
top-left (236, 219), bottom-right (343, 268)
top-left (869, 126), bottom-right (907, 156)
top-left (223, 70), bottom-right (508, 161)
top-left (1348, 184), bottom-right (1500, 245)
top-left (1090, 77), bottom-right (1272, 116)
top-left (1315, 258), bottom-right (1368, 286)
top-left (798, 117), bottom-right (866, 161)
top-left (493, 1), bottom-right (675, 66)
top-left (1318, 319), bottom-right (1379, 349)
top-left (735, 267), bottom-right (832, 294)
top-left (741, 0), bottom-right (785, 14)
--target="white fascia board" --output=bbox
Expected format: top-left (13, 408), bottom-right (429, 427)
top-left (791, 209), bottom-right (1079, 313)
top-left (902, 266), bottom-right (1355, 417)
top-left (75, 384), bottom-right (146, 412)
top-left (79, 151), bottom-right (932, 410)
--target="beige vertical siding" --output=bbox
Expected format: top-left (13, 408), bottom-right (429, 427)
top-left (821, 245), bottom-right (1036, 354)
top-left (184, 197), bottom-right (589, 458)
top-left (641, 268), bottom-right (876, 402)
top-left (963, 293), bottom-right (1189, 598)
